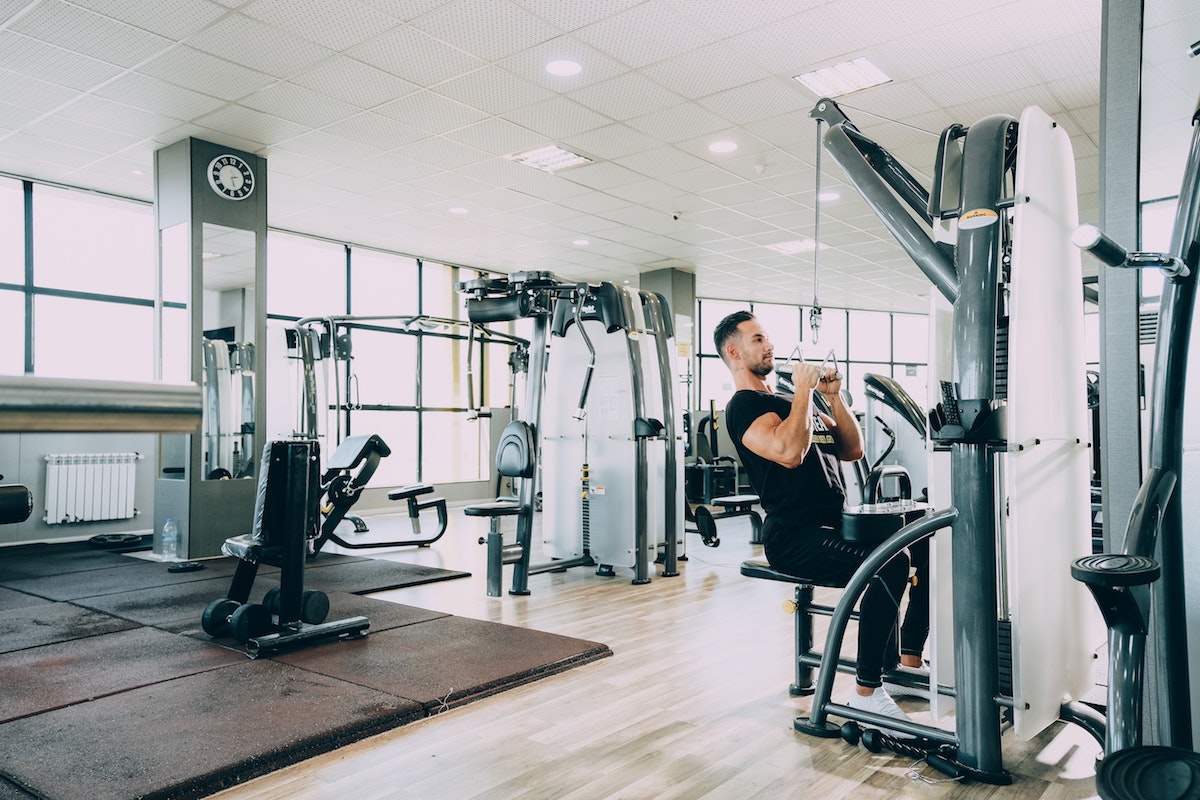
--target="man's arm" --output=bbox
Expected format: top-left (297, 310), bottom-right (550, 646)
top-left (819, 386), bottom-right (864, 462)
top-left (738, 364), bottom-right (823, 469)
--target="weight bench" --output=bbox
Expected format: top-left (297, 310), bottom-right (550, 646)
top-left (313, 433), bottom-right (448, 553)
top-left (693, 494), bottom-right (762, 547)
top-left (202, 439), bottom-right (369, 656)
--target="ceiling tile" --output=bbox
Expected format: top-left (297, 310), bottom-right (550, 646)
top-left (391, 136), bottom-right (492, 171)
top-left (505, 95), bottom-right (613, 141)
top-left (641, 41), bottom-right (772, 100)
top-left (139, 45), bottom-right (276, 101)
top-left (374, 89), bottom-right (489, 133)
top-left (568, 71), bottom-right (684, 120)
top-left (0, 67), bottom-right (86, 112)
top-left (195, 104), bottom-right (311, 146)
top-left (433, 65), bottom-right (556, 116)
top-left (291, 56), bottom-right (419, 110)
top-left (65, 0), bottom-right (228, 39)
top-left (575, 0), bottom-right (716, 69)
top-left (10, 0), bottom-right (171, 68)
top-left (511, 0), bottom-right (649, 35)
top-left (496, 35), bottom-right (629, 92)
top-left (186, 13), bottom-right (334, 78)
top-left (323, 111), bottom-right (428, 149)
top-left (0, 31), bottom-right (123, 91)
top-left (695, 78), bottom-right (808, 126)
top-left (240, 81), bottom-right (361, 127)
top-left (242, 0), bottom-right (402, 51)
top-left (625, 101), bottom-right (730, 143)
top-left (560, 123), bottom-right (659, 160)
top-left (53, 94), bottom-right (184, 138)
top-left (275, 128), bottom-right (387, 165)
top-left (95, 70), bottom-right (225, 119)
top-left (348, 24), bottom-right (485, 86)
top-left (443, 117), bottom-right (547, 156)
top-left (411, 0), bottom-right (560, 62)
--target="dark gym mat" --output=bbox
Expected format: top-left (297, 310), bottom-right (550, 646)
top-left (1, 552), bottom-right (466, 603)
top-left (0, 659), bottom-right (426, 800)
top-left (0, 776), bottom-right (35, 800)
top-left (0, 542), bottom-right (148, 582)
top-left (0, 556), bottom-right (257, 601)
top-left (0, 601), bottom-right (139, 655)
top-left (76, 581), bottom-right (451, 639)
top-left (275, 614), bottom-right (614, 712)
top-left (300, 557), bottom-right (470, 594)
top-left (0, 586), bottom-right (53, 613)
top-left (0, 626), bottom-right (244, 724)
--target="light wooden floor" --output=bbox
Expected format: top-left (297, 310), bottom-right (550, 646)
top-left (210, 509), bottom-right (1103, 800)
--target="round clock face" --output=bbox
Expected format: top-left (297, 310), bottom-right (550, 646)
top-left (207, 154), bottom-right (255, 200)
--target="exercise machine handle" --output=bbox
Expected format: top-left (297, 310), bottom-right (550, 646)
top-left (1072, 224), bottom-right (1128, 267)
top-left (572, 283), bottom-right (597, 420)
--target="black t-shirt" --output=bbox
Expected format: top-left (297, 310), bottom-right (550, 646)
top-left (724, 389), bottom-right (846, 528)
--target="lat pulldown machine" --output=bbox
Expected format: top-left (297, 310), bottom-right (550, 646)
top-left (784, 97), bottom-right (1101, 783)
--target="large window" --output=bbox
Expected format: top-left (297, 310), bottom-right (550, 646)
top-left (266, 232), bottom-right (346, 319)
top-left (33, 186), bottom-right (155, 297)
top-left (1, 182), bottom-right (157, 380)
top-left (0, 178), bottom-right (22, 285)
top-left (695, 298), bottom-right (930, 420)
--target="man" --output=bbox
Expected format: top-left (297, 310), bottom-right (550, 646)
top-left (714, 310), bottom-right (922, 725)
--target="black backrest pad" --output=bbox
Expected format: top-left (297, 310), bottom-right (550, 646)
top-left (496, 420), bottom-right (536, 478)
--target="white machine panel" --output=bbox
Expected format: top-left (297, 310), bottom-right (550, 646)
top-left (1005, 105), bottom-right (1102, 739)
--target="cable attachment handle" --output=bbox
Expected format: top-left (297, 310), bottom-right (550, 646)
top-left (816, 348), bottom-right (842, 383)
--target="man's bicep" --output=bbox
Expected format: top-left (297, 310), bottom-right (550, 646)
top-left (739, 412), bottom-right (783, 461)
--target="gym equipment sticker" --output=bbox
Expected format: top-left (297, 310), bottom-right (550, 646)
top-left (960, 208), bottom-right (999, 229)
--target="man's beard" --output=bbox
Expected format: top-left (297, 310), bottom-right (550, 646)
top-left (749, 359), bottom-right (773, 378)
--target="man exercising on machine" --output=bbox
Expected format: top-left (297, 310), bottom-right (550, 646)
top-left (714, 310), bottom-right (925, 725)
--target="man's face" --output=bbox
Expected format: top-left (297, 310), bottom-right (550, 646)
top-left (735, 320), bottom-right (774, 378)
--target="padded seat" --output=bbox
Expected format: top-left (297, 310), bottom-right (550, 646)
top-left (464, 500), bottom-right (522, 517)
top-left (739, 558), bottom-right (838, 696)
top-left (740, 558), bottom-right (840, 588)
top-left (714, 494), bottom-right (759, 509)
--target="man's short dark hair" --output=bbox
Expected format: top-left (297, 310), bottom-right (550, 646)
top-left (713, 310), bottom-right (755, 363)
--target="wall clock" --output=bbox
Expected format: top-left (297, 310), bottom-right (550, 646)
top-left (207, 154), bottom-right (255, 200)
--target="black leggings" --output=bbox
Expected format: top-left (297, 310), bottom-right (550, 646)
top-left (763, 518), bottom-right (921, 687)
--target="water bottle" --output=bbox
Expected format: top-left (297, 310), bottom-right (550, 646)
top-left (161, 517), bottom-right (179, 562)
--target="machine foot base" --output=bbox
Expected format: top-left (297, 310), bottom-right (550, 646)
top-left (794, 716), bottom-right (841, 738)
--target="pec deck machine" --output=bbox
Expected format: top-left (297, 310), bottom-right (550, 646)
top-left (459, 272), bottom-right (684, 597)
top-left (784, 98), bottom-right (1104, 783)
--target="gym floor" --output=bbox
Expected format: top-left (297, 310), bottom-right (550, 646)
top-left (209, 507), bottom-right (1104, 800)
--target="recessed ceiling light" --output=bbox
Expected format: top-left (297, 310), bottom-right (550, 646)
top-left (573, 238), bottom-right (590, 246)
top-left (794, 56), bottom-right (891, 98)
top-left (765, 238), bottom-right (825, 255)
top-left (818, 190), bottom-right (840, 202)
top-left (507, 144), bottom-right (593, 173)
top-left (546, 59), bottom-right (581, 76)
top-left (448, 206), bottom-right (469, 214)
top-left (708, 140), bottom-right (738, 154)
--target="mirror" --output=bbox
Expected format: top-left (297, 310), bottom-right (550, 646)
top-left (201, 223), bottom-right (257, 480)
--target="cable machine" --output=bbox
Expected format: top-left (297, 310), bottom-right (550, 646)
top-left (794, 97), bottom-right (1100, 783)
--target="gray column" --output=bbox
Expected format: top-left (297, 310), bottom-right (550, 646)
top-left (1097, 0), bottom-right (1144, 551)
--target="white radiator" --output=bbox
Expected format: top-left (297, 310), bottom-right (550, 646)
top-left (43, 452), bottom-right (142, 525)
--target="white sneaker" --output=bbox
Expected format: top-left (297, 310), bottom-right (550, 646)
top-left (881, 679), bottom-right (931, 701)
top-left (845, 687), bottom-right (915, 738)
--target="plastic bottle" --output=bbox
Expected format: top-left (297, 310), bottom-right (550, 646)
top-left (161, 517), bottom-right (179, 562)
